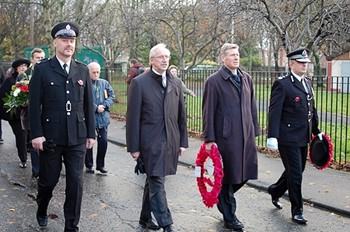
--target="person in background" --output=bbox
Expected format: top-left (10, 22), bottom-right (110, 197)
top-left (169, 65), bottom-right (196, 97)
top-left (266, 48), bottom-right (323, 224)
top-left (126, 43), bottom-right (188, 232)
top-left (29, 22), bottom-right (95, 231)
top-left (0, 58), bottom-right (31, 167)
top-left (17, 48), bottom-right (46, 178)
top-left (202, 43), bottom-right (259, 231)
top-left (85, 62), bottom-right (115, 174)
top-left (125, 58), bottom-right (145, 85)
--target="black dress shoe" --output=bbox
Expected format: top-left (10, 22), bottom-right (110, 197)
top-left (292, 214), bottom-right (308, 224)
top-left (36, 212), bottom-right (48, 227)
top-left (163, 225), bottom-right (174, 232)
top-left (272, 199), bottom-right (283, 209)
top-left (139, 218), bottom-right (160, 230)
top-left (96, 167), bottom-right (108, 173)
top-left (32, 173), bottom-right (39, 179)
top-left (224, 218), bottom-right (244, 230)
top-left (86, 168), bottom-right (95, 174)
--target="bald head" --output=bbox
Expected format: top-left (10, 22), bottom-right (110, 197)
top-left (88, 62), bottom-right (101, 81)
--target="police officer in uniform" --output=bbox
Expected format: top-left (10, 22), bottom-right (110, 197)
top-left (266, 48), bottom-right (323, 224)
top-left (29, 22), bottom-right (95, 231)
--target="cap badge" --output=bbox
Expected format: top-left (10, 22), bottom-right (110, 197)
top-left (302, 50), bottom-right (307, 57)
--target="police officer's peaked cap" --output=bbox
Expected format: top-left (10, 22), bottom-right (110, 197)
top-left (51, 22), bottom-right (79, 39)
top-left (12, 58), bottom-right (31, 69)
top-left (287, 48), bottom-right (311, 63)
top-left (309, 134), bottom-right (333, 170)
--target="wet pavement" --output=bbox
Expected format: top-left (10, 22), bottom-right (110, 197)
top-left (0, 119), bottom-right (349, 231)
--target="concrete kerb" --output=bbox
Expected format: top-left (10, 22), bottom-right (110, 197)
top-left (107, 124), bottom-right (350, 218)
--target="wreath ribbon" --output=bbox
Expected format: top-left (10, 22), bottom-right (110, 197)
top-left (195, 142), bottom-right (224, 208)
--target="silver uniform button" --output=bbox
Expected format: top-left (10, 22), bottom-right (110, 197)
top-left (67, 112), bottom-right (71, 115)
top-left (287, 124), bottom-right (291, 127)
top-left (66, 80), bottom-right (69, 84)
top-left (66, 90), bottom-right (69, 94)
top-left (51, 82), bottom-right (54, 85)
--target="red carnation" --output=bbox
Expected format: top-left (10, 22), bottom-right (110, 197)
top-left (294, 96), bottom-right (300, 102)
top-left (20, 85), bottom-right (29, 92)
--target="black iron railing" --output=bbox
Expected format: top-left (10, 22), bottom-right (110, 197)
top-left (109, 69), bottom-right (350, 167)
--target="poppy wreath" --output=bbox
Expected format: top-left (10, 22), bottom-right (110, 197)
top-left (196, 142), bottom-right (224, 208)
top-left (309, 134), bottom-right (333, 170)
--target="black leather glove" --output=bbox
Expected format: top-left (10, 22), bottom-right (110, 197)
top-left (43, 140), bottom-right (56, 152)
top-left (134, 157), bottom-right (145, 175)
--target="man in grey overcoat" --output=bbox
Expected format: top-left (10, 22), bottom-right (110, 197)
top-left (202, 43), bottom-right (259, 231)
top-left (126, 43), bottom-right (188, 232)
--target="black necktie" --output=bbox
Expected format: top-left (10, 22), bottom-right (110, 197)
top-left (63, 63), bottom-right (68, 76)
top-left (231, 74), bottom-right (241, 89)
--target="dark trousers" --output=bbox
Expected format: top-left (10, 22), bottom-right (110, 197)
top-left (85, 127), bottom-right (108, 169)
top-left (0, 119), bottom-right (2, 138)
top-left (30, 148), bottom-right (40, 176)
top-left (217, 182), bottom-right (246, 222)
top-left (8, 119), bottom-right (27, 163)
top-left (37, 143), bottom-right (86, 232)
top-left (268, 145), bottom-right (307, 216)
top-left (140, 176), bottom-right (173, 228)
top-left (27, 130), bottom-right (40, 176)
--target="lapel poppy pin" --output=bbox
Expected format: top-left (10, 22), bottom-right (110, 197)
top-left (78, 80), bottom-right (84, 86)
top-left (294, 96), bottom-right (301, 102)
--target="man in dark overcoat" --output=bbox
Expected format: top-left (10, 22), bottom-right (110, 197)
top-left (126, 43), bottom-right (188, 232)
top-left (29, 22), bottom-right (95, 231)
top-left (202, 43), bottom-right (259, 231)
top-left (266, 48), bottom-right (322, 224)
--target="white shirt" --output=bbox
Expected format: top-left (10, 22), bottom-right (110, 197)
top-left (56, 57), bottom-right (71, 74)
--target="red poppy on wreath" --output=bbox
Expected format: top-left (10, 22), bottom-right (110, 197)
top-left (294, 96), bottom-right (301, 102)
top-left (195, 142), bottom-right (224, 208)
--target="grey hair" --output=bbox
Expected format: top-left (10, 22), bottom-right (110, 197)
top-left (149, 43), bottom-right (170, 60)
top-left (219, 43), bottom-right (239, 57)
top-left (87, 61), bottom-right (101, 70)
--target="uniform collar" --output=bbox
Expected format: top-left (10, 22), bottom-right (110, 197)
top-left (291, 71), bottom-right (305, 82)
top-left (56, 56), bottom-right (71, 70)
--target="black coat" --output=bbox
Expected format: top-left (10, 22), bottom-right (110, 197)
top-left (268, 73), bottom-right (320, 146)
top-left (126, 69), bottom-right (188, 177)
top-left (29, 56), bottom-right (95, 146)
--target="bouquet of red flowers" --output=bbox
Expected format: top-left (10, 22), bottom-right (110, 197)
top-left (3, 79), bottom-right (30, 115)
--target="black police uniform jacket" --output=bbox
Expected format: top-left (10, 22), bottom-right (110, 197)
top-left (268, 73), bottom-right (320, 147)
top-left (29, 57), bottom-right (95, 146)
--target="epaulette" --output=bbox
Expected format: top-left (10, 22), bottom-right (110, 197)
top-left (36, 58), bottom-right (50, 65)
top-left (74, 59), bottom-right (86, 66)
top-left (277, 75), bottom-right (286, 80)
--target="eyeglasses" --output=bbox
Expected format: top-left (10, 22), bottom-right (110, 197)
top-left (152, 55), bottom-right (171, 60)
